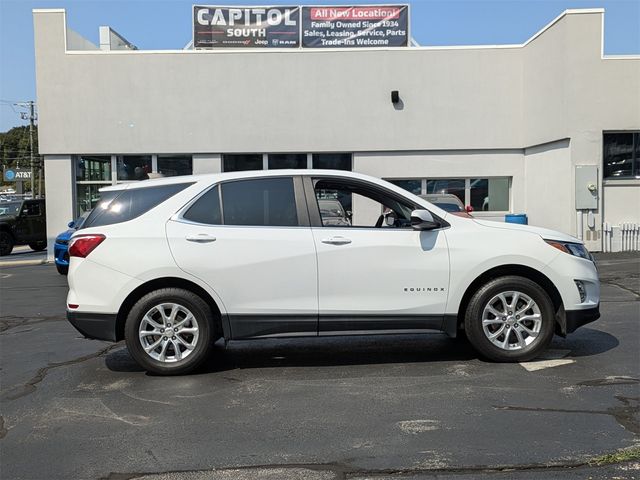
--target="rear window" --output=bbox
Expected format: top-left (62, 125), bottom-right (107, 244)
top-left (83, 183), bottom-right (193, 228)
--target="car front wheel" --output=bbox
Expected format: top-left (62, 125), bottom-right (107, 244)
top-left (464, 276), bottom-right (555, 362)
top-left (124, 288), bottom-right (215, 375)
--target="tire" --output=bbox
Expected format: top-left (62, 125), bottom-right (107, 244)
top-left (0, 231), bottom-right (14, 256)
top-left (29, 241), bottom-right (47, 251)
top-left (464, 276), bottom-right (555, 362)
top-left (56, 264), bottom-right (68, 275)
top-left (124, 288), bottom-right (216, 375)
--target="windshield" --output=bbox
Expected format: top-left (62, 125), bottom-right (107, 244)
top-left (0, 202), bottom-right (22, 216)
top-left (433, 201), bottom-right (463, 213)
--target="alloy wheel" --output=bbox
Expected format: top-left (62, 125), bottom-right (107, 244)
top-left (138, 303), bottom-right (200, 363)
top-left (481, 291), bottom-right (542, 351)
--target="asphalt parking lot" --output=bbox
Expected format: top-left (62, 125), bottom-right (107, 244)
top-left (1, 254), bottom-right (639, 480)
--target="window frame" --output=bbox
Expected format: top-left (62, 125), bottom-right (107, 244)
top-left (303, 175), bottom-right (448, 230)
top-left (603, 131), bottom-right (640, 180)
top-left (176, 175), bottom-right (309, 228)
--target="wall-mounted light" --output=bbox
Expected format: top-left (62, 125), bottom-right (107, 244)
top-left (391, 90), bottom-right (400, 104)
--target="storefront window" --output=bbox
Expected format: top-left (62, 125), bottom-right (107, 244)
top-left (76, 184), bottom-right (105, 215)
top-left (117, 155), bottom-right (152, 181)
top-left (76, 155), bottom-right (111, 182)
top-left (157, 155), bottom-right (192, 177)
top-left (388, 179), bottom-right (421, 195)
top-left (388, 177), bottom-right (511, 212)
top-left (313, 153), bottom-right (352, 171)
top-left (268, 153), bottom-right (307, 169)
top-left (223, 154), bottom-right (263, 172)
top-left (470, 178), bottom-right (510, 211)
top-left (603, 132), bottom-right (638, 179)
top-left (426, 179), bottom-right (465, 204)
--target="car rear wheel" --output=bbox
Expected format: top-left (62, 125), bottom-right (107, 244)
top-left (124, 288), bottom-right (215, 375)
top-left (29, 241), bottom-right (47, 251)
top-left (0, 231), bottom-right (14, 256)
top-left (464, 276), bottom-right (555, 362)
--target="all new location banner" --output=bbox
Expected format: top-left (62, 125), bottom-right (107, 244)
top-left (193, 6), bottom-right (300, 48)
top-left (302, 5), bottom-right (409, 48)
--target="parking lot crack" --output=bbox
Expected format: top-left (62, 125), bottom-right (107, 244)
top-left (494, 397), bottom-right (640, 435)
top-left (98, 453), bottom-right (640, 480)
top-left (2, 343), bottom-right (122, 402)
top-left (601, 279), bottom-right (640, 298)
top-left (0, 315), bottom-right (66, 333)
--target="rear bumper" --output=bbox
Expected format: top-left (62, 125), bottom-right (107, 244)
top-left (565, 305), bottom-right (600, 334)
top-left (67, 311), bottom-right (117, 342)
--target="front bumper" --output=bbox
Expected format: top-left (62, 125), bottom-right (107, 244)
top-left (67, 311), bottom-right (117, 342)
top-left (564, 305), bottom-right (600, 334)
top-left (54, 242), bottom-right (69, 266)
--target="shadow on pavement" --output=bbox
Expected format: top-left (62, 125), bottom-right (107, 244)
top-left (105, 333), bottom-right (478, 374)
top-left (554, 327), bottom-right (620, 358)
top-left (104, 327), bottom-right (619, 375)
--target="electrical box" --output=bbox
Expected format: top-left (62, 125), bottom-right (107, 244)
top-left (575, 165), bottom-right (598, 210)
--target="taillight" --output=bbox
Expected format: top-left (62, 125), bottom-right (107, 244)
top-left (68, 234), bottom-right (106, 258)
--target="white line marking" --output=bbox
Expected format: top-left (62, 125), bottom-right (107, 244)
top-left (520, 349), bottom-right (574, 372)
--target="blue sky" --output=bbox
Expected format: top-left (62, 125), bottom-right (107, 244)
top-left (1, 0), bottom-right (638, 132)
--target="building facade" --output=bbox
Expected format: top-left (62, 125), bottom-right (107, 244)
top-left (33, 8), bottom-right (639, 256)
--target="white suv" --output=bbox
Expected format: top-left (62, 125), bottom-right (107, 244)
top-left (67, 170), bottom-right (599, 375)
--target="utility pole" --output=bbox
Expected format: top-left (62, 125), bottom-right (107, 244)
top-left (29, 101), bottom-right (36, 198)
top-left (16, 101), bottom-right (38, 198)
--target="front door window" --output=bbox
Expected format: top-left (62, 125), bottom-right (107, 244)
top-left (313, 178), bottom-right (415, 228)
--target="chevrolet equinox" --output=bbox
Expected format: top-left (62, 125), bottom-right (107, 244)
top-left (66, 170), bottom-right (600, 375)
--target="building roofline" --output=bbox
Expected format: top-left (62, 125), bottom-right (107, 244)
top-left (32, 8), bottom-right (65, 13)
top-left (34, 7), bottom-right (618, 56)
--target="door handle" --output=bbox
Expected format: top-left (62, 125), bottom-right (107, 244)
top-left (186, 234), bottom-right (217, 243)
top-left (321, 236), bottom-right (352, 245)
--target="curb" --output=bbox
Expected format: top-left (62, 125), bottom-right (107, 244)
top-left (0, 258), bottom-right (49, 268)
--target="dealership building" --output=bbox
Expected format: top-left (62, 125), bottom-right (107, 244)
top-left (33, 7), bottom-right (639, 257)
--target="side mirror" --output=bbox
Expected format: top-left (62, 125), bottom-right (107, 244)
top-left (411, 209), bottom-right (440, 231)
top-left (68, 221), bottom-right (75, 228)
top-left (465, 205), bottom-right (474, 213)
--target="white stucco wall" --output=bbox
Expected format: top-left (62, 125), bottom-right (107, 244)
top-left (43, 155), bottom-right (74, 260)
top-left (33, 8), bottom-right (639, 252)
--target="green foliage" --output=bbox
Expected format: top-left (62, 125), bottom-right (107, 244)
top-left (0, 125), bottom-right (40, 170)
top-left (589, 446), bottom-right (640, 466)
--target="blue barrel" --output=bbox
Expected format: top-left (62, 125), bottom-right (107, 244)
top-left (505, 213), bottom-right (528, 225)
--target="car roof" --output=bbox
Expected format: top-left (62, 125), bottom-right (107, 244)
top-left (99, 169), bottom-right (379, 192)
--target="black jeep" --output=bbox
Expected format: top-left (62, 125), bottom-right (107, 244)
top-left (0, 199), bottom-right (47, 256)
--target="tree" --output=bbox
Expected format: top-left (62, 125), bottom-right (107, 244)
top-left (0, 125), bottom-right (43, 193)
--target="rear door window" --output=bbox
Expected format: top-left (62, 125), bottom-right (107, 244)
top-left (83, 183), bottom-right (192, 228)
top-left (221, 177), bottom-right (298, 227)
top-left (183, 186), bottom-right (222, 225)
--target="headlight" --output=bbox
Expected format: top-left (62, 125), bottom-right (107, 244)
top-left (545, 240), bottom-right (593, 261)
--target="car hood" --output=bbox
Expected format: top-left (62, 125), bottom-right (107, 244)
top-left (56, 229), bottom-right (75, 242)
top-left (473, 219), bottom-right (581, 244)
top-left (0, 214), bottom-right (17, 222)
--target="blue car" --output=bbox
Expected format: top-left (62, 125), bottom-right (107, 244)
top-left (54, 212), bottom-right (89, 275)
